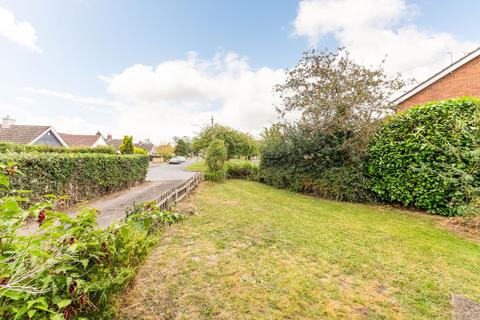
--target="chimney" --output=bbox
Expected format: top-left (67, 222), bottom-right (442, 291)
top-left (96, 131), bottom-right (102, 136)
top-left (107, 133), bottom-right (112, 140)
top-left (1, 115), bottom-right (16, 129)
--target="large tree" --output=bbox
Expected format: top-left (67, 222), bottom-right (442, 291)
top-left (174, 138), bottom-right (191, 156)
top-left (192, 124), bottom-right (257, 159)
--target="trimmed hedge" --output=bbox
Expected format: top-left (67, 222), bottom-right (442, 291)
top-left (0, 153), bottom-right (149, 205)
top-left (368, 97), bottom-right (480, 216)
top-left (0, 142), bottom-right (116, 154)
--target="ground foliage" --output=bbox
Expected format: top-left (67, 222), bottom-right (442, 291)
top-left (0, 165), bottom-right (183, 320)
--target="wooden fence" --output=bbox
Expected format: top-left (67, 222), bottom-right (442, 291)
top-left (156, 173), bottom-right (203, 210)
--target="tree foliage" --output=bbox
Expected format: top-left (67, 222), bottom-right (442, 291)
top-left (174, 138), bottom-right (191, 156)
top-left (119, 136), bottom-right (134, 155)
top-left (192, 124), bottom-right (257, 159)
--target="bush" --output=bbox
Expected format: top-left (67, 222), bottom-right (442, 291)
top-left (205, 139), bottom-right (227, 181)
top-left (134, 147), bottom-right (147, 155)
top-left (0, 143), bottom-right (116, 154)
top-left (368, 97), bottom-right (480, 216)
top-left (260, 125), bottom-right (375, 203)
top-left (226, 161), bottom-right (259, 181)
top-left (119, 136), bottom-right (134, 154)
top-left (0, 167), bottom-right (183, 319)
top-left (0, 153), bottom-right (149, 205)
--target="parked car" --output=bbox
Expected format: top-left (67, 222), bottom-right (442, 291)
top-left (169, 157), bottom-right (182, 164)
top-left (177, 156), bottom-right (186, 162)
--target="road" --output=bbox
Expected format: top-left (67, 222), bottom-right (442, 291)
top-left (22, 160), bottom-right (199, 232)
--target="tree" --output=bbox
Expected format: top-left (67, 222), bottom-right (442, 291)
top-left (155, 143), bottom-right (175, 160)
top-left (119, 136), bottom-right (134, 154)
top-left (275, 48), bottom-right (406, 158)
top-left (192, 124), bottom-right (258, 159)
top-left (174, 138), bottom-right (191, 156)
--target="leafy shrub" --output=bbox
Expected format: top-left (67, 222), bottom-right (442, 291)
top-left (134, 147), bottom-right (147, 155)
top-left (205, 139), bottom-right (227, 181)
top-left (0, 167), bottom-right (183, 319)
top-left (0, 153), bottom-right (149, 205)
top-left (0, 143), bottom-right (116, 154)
top-left (226, 161), bottom-right (259, 181)
top-left (368, 97), bottom-right (480, 216)
top-left (260, 125), bottom-right (375, 203)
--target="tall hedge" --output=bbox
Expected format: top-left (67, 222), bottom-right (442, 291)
top-left (368, 97), bottom-right (480, 216)
top-left (0, 153), bottom-right (149, 205)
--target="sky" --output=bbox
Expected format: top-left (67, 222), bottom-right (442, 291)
top-left (0, 0), bottom-right (478, 143)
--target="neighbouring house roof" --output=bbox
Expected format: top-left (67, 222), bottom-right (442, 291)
top-left (393, 47), bottom-right (480, 105)
top-left (0, 125), bottom-right (67, 146)
top-left (106, 138), bottom-right (123, 149)
top-left (135, 142), bottom-right (154, 153)
top-left (59, 133), bottom-right (103, 147)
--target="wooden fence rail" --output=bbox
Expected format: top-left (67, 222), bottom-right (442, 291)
top-left (156, 173), bottom-right (203, 211)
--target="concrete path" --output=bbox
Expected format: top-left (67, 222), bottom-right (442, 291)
top-left (23, 159), bottom-right (198, 232)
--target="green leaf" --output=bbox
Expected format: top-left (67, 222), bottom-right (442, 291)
top-left (56, 299), bottom-right (71, 308)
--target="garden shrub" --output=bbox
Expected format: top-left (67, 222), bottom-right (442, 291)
top-left (226, 161), bottom-right (259, 181)
top-left (0, 143), bottom-right (116, 154)
top-left (260, 125), bottom-right (375, 203)
top-left (368, 97), bottom-right (480, 216)
top-left (0, 166), bottom-right (183, 319)
top-left (0, 152), bottom-right (149, 205)
top-left (205, 139), bottom-right (227, 182)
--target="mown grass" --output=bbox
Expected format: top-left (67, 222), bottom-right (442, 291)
top-left (118, 180), bottom-right (480, 319)
top-left (185, 160), bottom-right (207, 172)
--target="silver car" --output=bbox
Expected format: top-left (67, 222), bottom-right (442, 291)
top-left (169, 157), bottom-right (182, 164)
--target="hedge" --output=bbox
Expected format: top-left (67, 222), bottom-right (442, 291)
top-left (368, 97), bottom-right (480, 216)
top-left (0, 143), bottom-right (116, 154)
top-left (0, 153), bottom-right (149, 205)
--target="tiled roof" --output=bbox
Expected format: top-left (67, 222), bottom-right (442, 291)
top-left (135, 142), bottom-right (154, 152)
top-left (59, 133), bottom-right (100, 147)
top-left (106, 139), bottom-right (123, 149)
top-left (0, 125), bottom-right (50, 144)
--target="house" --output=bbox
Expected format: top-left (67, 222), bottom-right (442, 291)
top-left (394, 47), bottom-right (480, 112)
top-left (59, 132), bottom-right (107, 148)
top-left (0, 116), bottom-right (68, 147)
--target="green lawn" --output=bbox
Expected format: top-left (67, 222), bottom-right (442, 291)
top-left (118, 180), bottom-right (480, 319)
top-left (185, 160), bottom-right (207, 172)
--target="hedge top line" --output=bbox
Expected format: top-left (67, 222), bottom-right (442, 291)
top-left (0, 142), bottom-right (119, 154)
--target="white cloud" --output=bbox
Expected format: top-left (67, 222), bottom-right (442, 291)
top-left (294, 0), bottom-right (478, 81)
top-left (17, 51), bottom-right (285, 143)
top-left (0, 6), bottom-right (41, 53)
top-left (100, 51), bottom-right (285, 141)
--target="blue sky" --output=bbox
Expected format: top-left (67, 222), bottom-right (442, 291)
top-left (0, 0), bottom-right (478, 143)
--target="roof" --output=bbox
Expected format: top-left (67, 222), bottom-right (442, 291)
top-left (135, 142), bottom-right (154, 152)
top-left (394, 47), bottom-right (480, 105)
top-left (59, 133), bottom-right (101, 147)
top-left (106, 138), bottom-right (123, 149)
top-left (0, 125), bottom-right (53, 144)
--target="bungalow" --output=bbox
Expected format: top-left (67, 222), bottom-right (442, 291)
top-left (0, 116), bottom-right (68, 147)
top-left (106, 135), bottom-right (155, 155)
top-left (394, 47), bottom-right (480, 112)
top-left (59, 132), bottom-right (107, 148)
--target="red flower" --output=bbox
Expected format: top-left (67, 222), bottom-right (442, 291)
top-left (81, 290), bottom-right (85, 305)
top-left (64, 306), bottom-right (71, 320)
top-left (37, 210), bottom-right (46, 225)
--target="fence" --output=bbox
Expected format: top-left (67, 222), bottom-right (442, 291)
top-left (155, 173), bottom-right (203, 210)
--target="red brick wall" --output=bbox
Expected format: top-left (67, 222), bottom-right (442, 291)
top-left (397, 55), bottom-right (480, 112)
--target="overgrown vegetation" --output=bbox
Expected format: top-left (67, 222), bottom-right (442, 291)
top-left (368, 97), bottom-right (480, 216)
top-left (0, 165), bottom-right (184, 320)
top-left (119, 136), bottom-right (134, 155)
top-left (260, 48), bottom-right (405, 203)
top-left (226, 160), bottom-right (259, 181)
top-left (0, 153), bottom-right (148, 205)
top-left (0, 143), bottom-right (116, 154)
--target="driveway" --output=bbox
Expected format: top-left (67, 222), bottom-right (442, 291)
top-left (147, 159), bottom-right (197, 181)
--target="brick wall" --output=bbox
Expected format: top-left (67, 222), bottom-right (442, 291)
top-left (397, 55), bottom-right (480, 112)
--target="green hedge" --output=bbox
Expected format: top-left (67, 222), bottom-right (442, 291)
top-left (226, 161), bottom-right (259, 181)
top-left (368, 97), bottom-right (480, 216)
top-left (0, 153), bottom-right (149, 204)
top-left (0, 143), bottom-right (116, 154)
